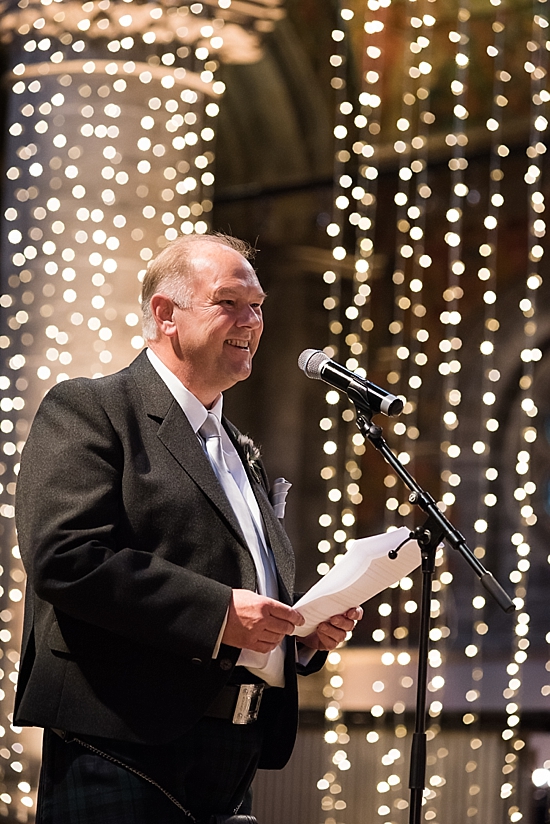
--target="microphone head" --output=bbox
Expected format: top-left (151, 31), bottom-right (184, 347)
top-left (298, 349), bottom-right (329, 380)
top-left (384, 396), bottom-right (404, 417)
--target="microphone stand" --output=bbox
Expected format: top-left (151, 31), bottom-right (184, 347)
top-left (353, 407), bottom-right (515, 824)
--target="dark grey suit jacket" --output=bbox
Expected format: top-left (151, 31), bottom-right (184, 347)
top-left (15, 351), bottom-right (319, 769)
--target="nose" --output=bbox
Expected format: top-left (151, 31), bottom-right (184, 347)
top-left (236, 304), bottom-right (262, 328)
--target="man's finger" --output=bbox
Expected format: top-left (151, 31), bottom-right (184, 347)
top-left (268, 601), bottom-right (305, 628)
top-left (327, 614), bottom-right (357, 632)
top-left (261, 628), bottom-right (286, 644)
top-left (314, 627), bottom-right (346, 651)
top-left (263, 615), bottom-right (299, 636)
top-left (318, 622), bottom-right (347, 643)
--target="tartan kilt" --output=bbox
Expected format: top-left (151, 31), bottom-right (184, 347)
top-left (37, 717), bottom-right (262, 824)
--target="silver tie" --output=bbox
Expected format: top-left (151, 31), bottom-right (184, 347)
top-left (199, 413), bottom-right (278, 600)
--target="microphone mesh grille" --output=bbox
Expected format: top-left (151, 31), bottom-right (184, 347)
top-left (298, 349), bottom-right (329, 379)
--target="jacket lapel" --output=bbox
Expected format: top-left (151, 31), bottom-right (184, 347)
top-left (129, 352), bottom-right (248, 548)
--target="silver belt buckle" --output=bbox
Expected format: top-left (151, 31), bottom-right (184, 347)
top-left (232, 684), bottom-right (264, 725)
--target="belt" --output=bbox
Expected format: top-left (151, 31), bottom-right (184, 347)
top-left (204, 683), bottom-right (265, 725)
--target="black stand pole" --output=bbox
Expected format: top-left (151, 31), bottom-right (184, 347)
top-left (353, 409), bottom-right (515, 824)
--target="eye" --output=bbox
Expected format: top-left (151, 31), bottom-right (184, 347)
top-left (219, 299), bottom-right (235, 307)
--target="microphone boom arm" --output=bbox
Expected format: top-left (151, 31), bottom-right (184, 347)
top-left (355, 410), bottom-right (514, 612)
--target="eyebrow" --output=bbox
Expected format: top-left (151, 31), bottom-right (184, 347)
top-left (214, 287), bottom-right (267, 300)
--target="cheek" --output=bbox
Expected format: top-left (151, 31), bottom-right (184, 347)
top-left (253, 322), bottom-right (264, 346)
top-left (201, 319), bottom-right (228, 343)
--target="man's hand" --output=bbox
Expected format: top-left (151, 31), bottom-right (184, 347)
top-left (221, 589), bottom-right (305, 653)
top-left (299, 606), bottom-right (363, 651)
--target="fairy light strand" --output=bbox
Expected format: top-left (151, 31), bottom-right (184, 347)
top-left (318, 8), bottom-right (357, 823)
top-left (498, 5), bottom-right (548, 822)
top-left (457, 6), bottom-right (511, 821)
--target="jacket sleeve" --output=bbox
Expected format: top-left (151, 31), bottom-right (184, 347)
top-left (296, 648), bottom-right (328, 676)
top-left (16, 379), bottom-right (232, 662)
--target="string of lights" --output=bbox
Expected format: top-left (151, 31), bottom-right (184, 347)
top-left (372, 15), bottom-right (419, 788)
top-left (391, 0), bottom-right (436, 499)
top-left (423, 4), bottom-right (474, 820)
top-left (349, 0), bottom-right (386, 387)
top-left (458, 4), bottom-right (509, 820)
top-left (497, 4), bottom-right (548, 821)
top-left (317, 8), bottom-right (356, 823)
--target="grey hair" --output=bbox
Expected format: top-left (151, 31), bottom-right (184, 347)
top-left (141, 233), bottom-right (256, 341)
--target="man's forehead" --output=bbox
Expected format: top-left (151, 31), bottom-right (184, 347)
top-left (188, 248), bottom-right (264, 294)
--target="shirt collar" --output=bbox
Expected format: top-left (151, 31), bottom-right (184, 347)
top-left (146, 348), bottom-right (224, 434)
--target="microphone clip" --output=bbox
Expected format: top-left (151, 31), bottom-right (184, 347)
top-left (355, 409), bottom-right (383, 441)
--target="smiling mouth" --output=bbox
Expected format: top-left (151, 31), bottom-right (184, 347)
top-left (226, 339), bottom-right (250, 350)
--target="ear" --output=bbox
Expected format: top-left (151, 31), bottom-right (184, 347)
top-left (150, 294), bottom-right (179, 339)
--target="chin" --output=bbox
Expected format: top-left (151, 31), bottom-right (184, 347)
top-left (231, 365), bottom-right (253, 384)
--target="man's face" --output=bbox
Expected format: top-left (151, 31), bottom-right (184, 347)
top-left (171, 244), bottom-right (265, 402)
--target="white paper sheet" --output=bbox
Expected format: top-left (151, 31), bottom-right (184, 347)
top-left (293, 527), bottom-right (421, 637)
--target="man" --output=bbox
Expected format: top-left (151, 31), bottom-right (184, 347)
top-left (15, 234), bottom-right (361, 823)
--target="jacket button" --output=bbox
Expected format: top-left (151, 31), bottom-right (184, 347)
top-left (191, 657), bottom-right (202, 667)
top-left (219, 658), bottom-right (233, 671)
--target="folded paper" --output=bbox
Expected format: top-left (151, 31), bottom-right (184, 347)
top-left (293, 527), bottom-right (421, 637)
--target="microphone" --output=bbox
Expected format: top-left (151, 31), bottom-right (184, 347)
top-left (298, 349), bottom-right (404, 417)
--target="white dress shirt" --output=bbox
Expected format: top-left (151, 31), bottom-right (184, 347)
top-left (146, 348), bottom-right (287, 686)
